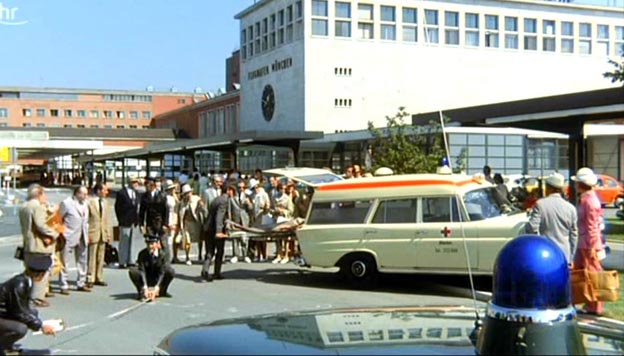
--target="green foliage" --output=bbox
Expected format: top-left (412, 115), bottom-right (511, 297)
top-left (603, 59), bottom-right (624, 85)
top-left (367, 107), bottom-right (447, 174)
top-left (455, 147), bottom-right (468, 173)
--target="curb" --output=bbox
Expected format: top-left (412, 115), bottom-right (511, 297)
top-left (432, 283), bottom-right (492, 303)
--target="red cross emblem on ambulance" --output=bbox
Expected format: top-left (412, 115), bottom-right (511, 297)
top-left (441, 226), bottom-right (452, 238)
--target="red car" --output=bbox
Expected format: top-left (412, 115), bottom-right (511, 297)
top-left (595, 174), bottom-right (624, 207)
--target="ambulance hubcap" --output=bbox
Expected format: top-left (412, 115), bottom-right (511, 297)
top-left (351, 261), bottom-right (366, 277)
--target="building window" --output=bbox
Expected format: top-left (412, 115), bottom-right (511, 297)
top-left (142, 125), bottom-right (150, 129)
top-left (22, 108), bottom-right (32, 117)
top-left (116, 111), bottom-right (125, 119)
top-left (36, 123), bottom-right (45, 128)
top-left (485, 15), bottom-right (499, 48)
top-left (312, 19), bottom-right (328, 36)
top-left (90, 125), bottom-right (99, 128)
top-left (616, 26), bottom-right (624, 57)
top-left (465, 13), bottom-right (479, 47)
top-left (129, 125), bottom-right (138, 129)
top-left (524, 18), bottom-right (537, 51)
top-left (334, 98), bottom-right (353, 108)
top-left (36, 108), bottom-right (46, 117)
top-left (561, 21), bottom-right (574, 53)
top-left (50, 109), bottom-right (59, 117)
top-left (77, 110), bottom-right (86, 118)
top-left (0, 123), bottom-right (7, 127)
top-left (178, 98), bottom-right (186, 104)
top-left (597, 24), bottom-right (609, 56)
top-left (287, 5), bottom-right (293, 23)
top-left (104, 125), bottom-right (112, 129)
top-left (142, 111), bottom-right (152, 119)
top-left (116, 125), bottom-right (125, 129)
top-left (64, 124), bottom-right (72, 128)
top-left (0, 108), bottom-right (7, 118)
top-left (579, 23), bottom-right (591, 54)
top-left (278, 10), bottom-right (284, 27)
top-left (130, 111), bottom-right (138, 119)
top-left (444, 11), bottom-right (459, 45)
top-left (90, 110), bottom-right (99, 118)
top-left (380, 6), bottom-right (396, 40)
top-left (505, 16), bottom-right (518, 49)
top-left (286, 24), bottom-right (294, 42)
top-left (357, 4), bottom-right (374, 39)
top-left (77, 124), bottom-right (85, 128)
top-left (335, 2), bottom-right (351, 38)
top-left (542, 20), bottom-right (555, 52)
top-left (424, 9), bottom-right (439, 43)
top-left (358, 3), bottom-right (373, 20)
top-left (402, 7), bottom-right (417, 42)
top-left (22, 123), bottom-right (32, 127)
top-left (296, 1), bottom-right (302, 18)
top-left (64, 109), bottom-right (73, 117)
top-left (104, 110), bottom-right (113, 118)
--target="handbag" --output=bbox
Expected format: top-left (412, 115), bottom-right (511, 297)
top-left (14, 246), bottom-right (24, 260)
top-left (589, 270), bottom-right (620, 302)
top-left (570, 269), bottom-right (597, 304)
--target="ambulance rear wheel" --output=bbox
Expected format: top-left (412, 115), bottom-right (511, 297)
top-left (340, 253), bottom-right (378, 289)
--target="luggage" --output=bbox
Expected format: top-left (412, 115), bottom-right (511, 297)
top-left (104, 243), bottom-right (119, 265)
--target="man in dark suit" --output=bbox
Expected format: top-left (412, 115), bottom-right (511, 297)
top-left (201, 189), bottom-right (229, 282)
top-left (0, 255), bottom-right (57, 354)
top-left (139, 178), bottom-right (169, 262)
top-left (114, 177), bottom-right (140, 269)
top-left (128, 235), bottom-right (175, 301)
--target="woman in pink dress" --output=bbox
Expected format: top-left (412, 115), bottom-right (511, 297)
top-left (571, 167), bottom-right (604, 315)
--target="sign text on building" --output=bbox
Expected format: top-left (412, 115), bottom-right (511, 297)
top-left (247, 57), bottom-right (293, 81)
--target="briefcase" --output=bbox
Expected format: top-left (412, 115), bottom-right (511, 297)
top-left (589, 270), bottom-right (620, 302)
top-left (14, 246), bottom-right (24, 260)
top-left (113, 226), bottom-right (120, 242)
top-left (570, 269), bottom-right (596, 304)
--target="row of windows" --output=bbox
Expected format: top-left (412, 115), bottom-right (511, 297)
top-left (309, 2), bottom-right (624, 56)
top-left (102, 94), bottom-right (153, 102)
top-left (198, 104), bottom-right (239, 138)
top-left (335, 67), bottom-right (353, 76)
top-left (335, 98), bottom-right (353, 107)
top-left (6, 108), bottom-right (152, 119)
top-left (20, 123), bottom-right (149, 129)
top-left (241, 1), bottom-right (303, 60)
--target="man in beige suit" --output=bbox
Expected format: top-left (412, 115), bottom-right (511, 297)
top-left (19, 184), bottom-right (59, 307)
top-left (86, 183), bottom-right (112, 288)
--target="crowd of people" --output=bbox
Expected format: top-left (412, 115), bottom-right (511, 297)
top-left (0, 163), bottom-right (611, 352)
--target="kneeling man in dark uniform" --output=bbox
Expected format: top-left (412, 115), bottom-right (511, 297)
top-left (0, 255), bottom-right (57, 354)
top-left (129, 235), bottom-right (175, 301)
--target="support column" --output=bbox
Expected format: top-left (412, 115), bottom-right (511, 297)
top-left (121, 158), bottom-right (127, 187)
top-left (145, 157), bottom-right (151, 178)
top-left (568, 127), bottom-right (586, 206)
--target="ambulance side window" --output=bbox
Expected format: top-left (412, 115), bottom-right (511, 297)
top-left (372, 199), bottom-right (418, 224)
top-left (422, 197), bottom-right (460, 223)
top-left (307, 200), bottom-right (372, 225)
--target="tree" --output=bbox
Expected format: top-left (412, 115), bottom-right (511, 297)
top-left (367, 107), bottom-right (447, 174)
top-left (603, 59), bottom-right (624, 85)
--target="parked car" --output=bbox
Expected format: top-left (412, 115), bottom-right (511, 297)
top-left (296, 172), bottom-right (528, 288)
top-left (595, 174), bottom-right (624, 208)
top-left (264, 167), bottom-right (343, 190)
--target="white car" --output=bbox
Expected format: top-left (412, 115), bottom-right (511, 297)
top-left (264, 167), bottom-right (343, 188)
top-left (297, 172), bottom-right (528, 288)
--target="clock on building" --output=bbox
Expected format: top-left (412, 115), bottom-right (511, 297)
top-left (261, 84), bottom-right (275, 122)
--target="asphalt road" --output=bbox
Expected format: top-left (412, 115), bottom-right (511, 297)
top-left (0, 239), bottom-right (485, 355)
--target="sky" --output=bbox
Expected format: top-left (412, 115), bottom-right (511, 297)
top-left (0, 0), bottom-right (621, 93)
top-left (0, 0), bottom-right (256, 93)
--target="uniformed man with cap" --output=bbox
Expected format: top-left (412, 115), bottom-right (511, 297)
top-left (0, 255), bottom-right (57, 354)
top-left (128, 235), bottom-right (175, 301)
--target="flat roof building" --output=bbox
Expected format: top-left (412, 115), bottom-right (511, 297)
top-left (235, 0), bottom-right (623, 133)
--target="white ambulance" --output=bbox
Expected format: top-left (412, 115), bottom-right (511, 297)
top-left (297, 172), bottom-right (528, 288)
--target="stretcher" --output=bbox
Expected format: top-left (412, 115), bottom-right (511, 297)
top-left (224, 218), bottom-right (304, 241)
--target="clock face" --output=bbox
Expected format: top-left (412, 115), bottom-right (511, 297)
top-left (261, 85), bottom-right (275, 122)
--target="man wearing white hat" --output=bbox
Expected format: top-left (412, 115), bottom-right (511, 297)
top-left (571, 167), bottom-right (604, 316)
top-left (176, 184), bottom-right (203, 265)
top-left (526, 172), bottom-right (578, 263)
